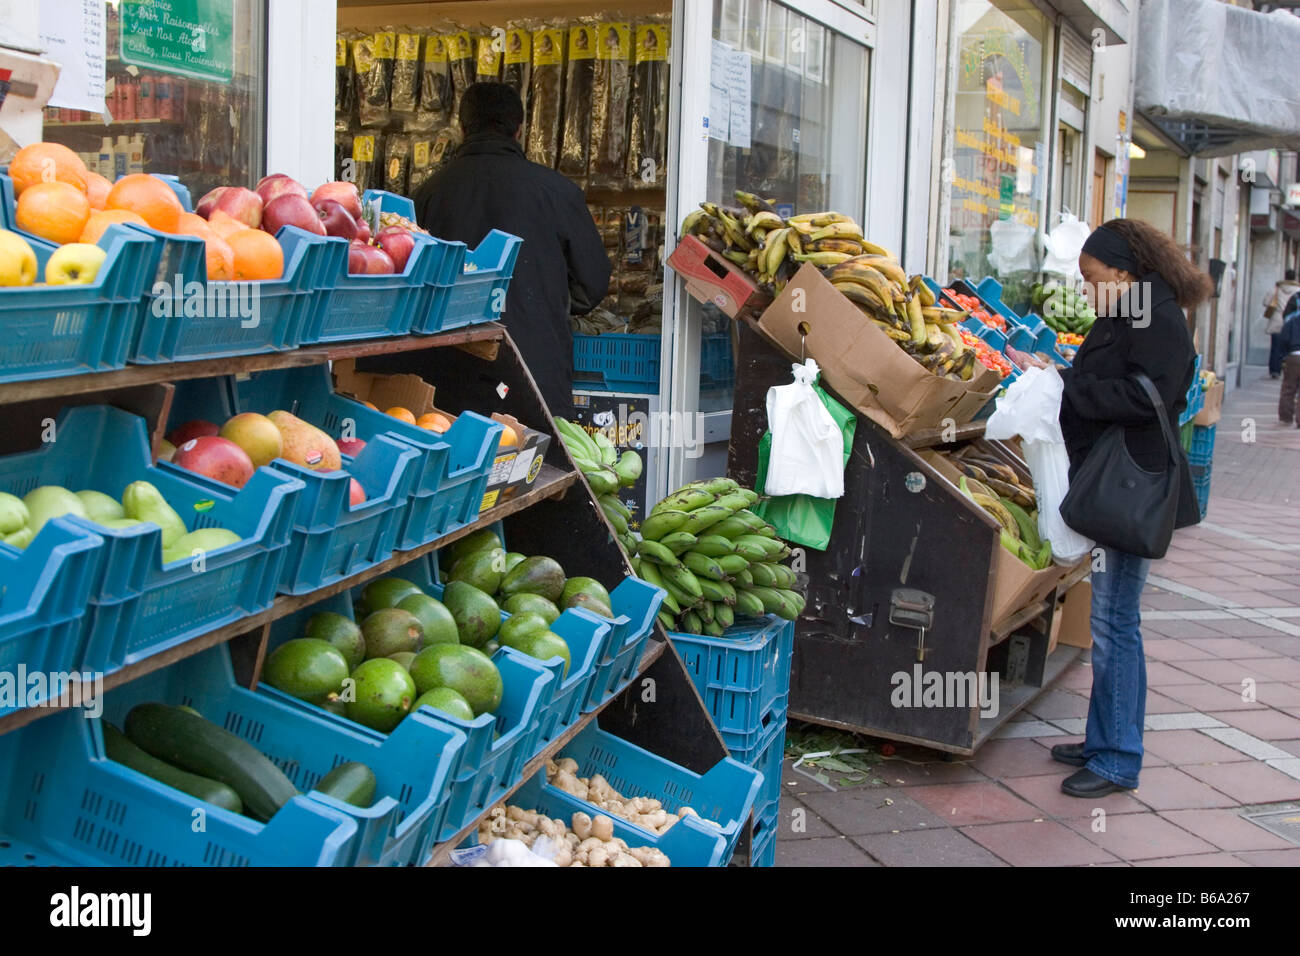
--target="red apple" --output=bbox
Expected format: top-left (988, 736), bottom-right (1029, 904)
top-left (211, 187), bottom-right (263, 229)
top-left (311, 181), bottom-right (363, 220)
top-left (315, 199), bottom-right (358, 240)
top-left (364, 246), bottom-right (395, 275)
top-left (347, 241), bottom-right (371, 275)
top-left (263, 194), bottom-right (326, 236)
top-left (173, 436), bottom-right (255, 489)
top-left (195, 186), bottom-right (230, 218)
top-left (376, 226), bottom-right (417, 274)
top-left (354, 219), bottom-right (371, 244)
top-left (256, 174), bottom-right (308, 207)
top-left (337, 437), bottom-right (367, 457)
top-left (349, 478), bottom-right (366, 507)
top-left (167, 419), bottom-right (219, 446)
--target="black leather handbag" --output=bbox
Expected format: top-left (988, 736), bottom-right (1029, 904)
top-left (1059, 373), bottom-right (1182, 560)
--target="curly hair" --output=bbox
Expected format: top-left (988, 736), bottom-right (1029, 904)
top-left (1101, 218), bottom-right (1214, 309)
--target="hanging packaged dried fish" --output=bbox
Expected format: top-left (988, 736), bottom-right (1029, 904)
top-left (446, 28), bottom-right (476, 124)
top-left (476, 30), bottom-right (502, 83)
top-left (412, 31), bottom-right (453, 132)
top-left (351, 131), bottom-right (379, 191)
top-left (357, 30), bottom-right (396, 128)
top-left (390, 29), bottom-right (421, 119)
top-left (558, 19), bottom-right (598, 181)
top-left (525, 21), bottom-right (566, 168)
top-left (627, 17), bottom-right (669, 189)
top-left (502, 21), bottom-right (532, 141)
top-left (408, 137), bottom-right (434, 193)
top-left (588, 20), bottom-right (632, 189)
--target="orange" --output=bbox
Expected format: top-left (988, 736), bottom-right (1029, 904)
top-left (83, 170), bottom-right (112, 210)
top-left (79, 208), bottom-right (148, 243)
top-left (386, 407), bottom-right (417, 424)
top-left (15, 181), bottom-right (91, 244)
top-left (9, 142), bottom-right (87, 195)
top-left (205, 234), bottom-right (235, 280)
top-left (105, 173), bottom-right (183, 233)
top-left (497, 425), bottom-right (519, 448)
top-left (226, 228), bottom-right (284, 280)
top-left (417, 412), bottom-right (453, 432)
top-left (362, 400), bottom-right (378, 410)
top-left (207, 210), bottom-right (249, 240)
top-left (175, 212), bottom-right (214, 238)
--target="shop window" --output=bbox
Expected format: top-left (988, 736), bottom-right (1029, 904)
top-left (946, 0), bottom-right (1050, 313)
top-left (42, 0), bottom-right (268, 198)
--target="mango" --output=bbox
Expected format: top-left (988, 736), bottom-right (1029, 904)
top-left (267, 410), bottom-right (341, 471)
top-left (0, 492), bottom-right (28, 534)
top-left (22, 485), bottom-right (87, 536)
top-left (77, 489), bottom-right (126, 523)
top-left (122, 481), bottom-right (187, 548)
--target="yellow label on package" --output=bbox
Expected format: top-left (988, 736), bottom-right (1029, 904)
top-left (413, 141), bottom-right (430, 166)
top-left (397, 34), bottom-right (420, 60)
top-left (352, 136), bottom-right (375, 163)
top-left (533, 28), bottom-right (564, 66)
top-left (568, 25), bottom-right (597, 61)
top-left (424, 35), bottom-right (447, 63)
top-left (634, 24), bottom-right (669, 63)
top-left (477, 36), bottom-right (501, 76)
top-left (373, 32), bottom-right (396, 59)
top-left (504, 28), bottom-right (531, 65)
top-left (336, 36), bottom-right (346, 66)
top-left (596, 23), bottom-right (631, 61)
top-left (446, 32), bottom-right (472, 61)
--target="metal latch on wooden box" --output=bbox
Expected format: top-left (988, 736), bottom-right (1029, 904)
top-left (889, 588), bottom-right (935, 661)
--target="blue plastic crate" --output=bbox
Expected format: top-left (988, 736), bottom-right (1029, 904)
top-left (748, 800), bottom-right (779, 867)
top-left (669, 616), bottom-right (794, 739)
top-left (1188, 423), bottom-right (1216, 468)
top-left (418, 229), bottom-right (521, 333)
top-left (362, 188), bottom-right (416, 220)
top-left (1191, 461), bottom-right (1212, 521)
top-left (1179, 355), bottom-right (1206, 426)
top-left (155, 174), bottom-right (194, 212)
top-left (701, 332), bottom-right (735, 390)
top-left (0, 213), bottom-right (156, 386)
top-left (743, 706), bottom-right (788, 826)
top-left (718, 695), bottom-right (789, 756)
top-left (491, 768), bottom-right (731, 866)
top-left (581, 576), bottom-right (667, 710)
top-left (533, 610), bottom-right (611, 745)
top-left (98, 645), bottom-right (466, 867)
top-left (127, 222), bottom-right (335, 362)
top-left (572, 332), bottom-right (660, 393)
top-left (541, 721), bottom-right (762, 863)
top-left (228, 363), bottom-right (503, 553)
top-left (0, 404), bottom-right (304, 675)
top-left (0, 518), bottom-right (104, 717)
top-left (0, 704), bottom-right (359, 866)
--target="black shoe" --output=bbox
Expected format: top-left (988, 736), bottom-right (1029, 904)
top-left (1050, 742), bottom-right (1087, 767)
top-left (1061, 768), bottom-right (1131, 797)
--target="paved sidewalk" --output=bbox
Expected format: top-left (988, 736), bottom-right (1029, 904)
top-left (776, 369), bottom-right (1300, 866)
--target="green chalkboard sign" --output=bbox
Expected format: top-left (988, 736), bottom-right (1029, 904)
top-left (120, 0), bottom-right (234, 83)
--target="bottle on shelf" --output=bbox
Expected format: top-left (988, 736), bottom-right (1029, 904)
top-left (114, 134), bottom-right (130, 178)
top-left (99, 137), bottom-right (115, 178)
top-left (128, 134), bottom-right (145, 175)
top-left (121, 75), bottom-right (138, 120)
top-left (139, 73), bottom-right (156, 119)
top-left (157, 74), bottom-right (173, 120)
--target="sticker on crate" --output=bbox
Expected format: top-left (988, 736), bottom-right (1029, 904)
top-left (479, 413), bottom-right (551, 511)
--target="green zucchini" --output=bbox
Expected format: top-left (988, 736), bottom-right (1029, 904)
top-left (102, 721), bottom-right (244, 815)
top-left (124, 703), bottom-right (298, 822)
top-left (314, 761), bottom-right (377, 808)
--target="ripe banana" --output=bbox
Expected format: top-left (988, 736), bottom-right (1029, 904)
top-left (973, 493), bottom-right (1019, 538)
top-left (679, 208), bottom-right (708, 238)
top-left (859, 240), bottom-right (896, 258)
top-left (807, 238), bottom-right (865, 255)
top-left (808, 221), bottom-right (864, 242)
top-left (763, 227), bottom-right (792, 278)
top-left (909, 275), bottom-right (936, 307)
top-left (907, 295), bottom-right (928, 347)
top-left (788, 212), bottom-right (853, 227)
top-left (860, 255), bottom-right (908, 287)
top-left (745, 211), bottom-right (785, 235)
top-left (734, 190), bottom-right (777, 214)
top-left (792, 251), bottom-right (853, 268)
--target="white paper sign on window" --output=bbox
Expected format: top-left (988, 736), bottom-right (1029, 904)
top-left (40, 0), bottom-right (106, 114)
top-left (724, 48), bottom-right (752, 149)
top-left (708, 39), bottom-right (731, 142)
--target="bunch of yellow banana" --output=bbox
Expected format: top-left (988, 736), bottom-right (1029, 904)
top-left (947, 445), bottom-right (1036, 509)
top-left (957, 474), bottom-right (1052, 570)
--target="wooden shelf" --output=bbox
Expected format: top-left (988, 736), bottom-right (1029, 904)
top-left (425, 636), bottom-right (668, 867)
top-left (902, 420), bottom-right (987, 450)
top-left (0, 323), bottom-right (506, 406)
top-left (0, 461), bottom-right (578, 738)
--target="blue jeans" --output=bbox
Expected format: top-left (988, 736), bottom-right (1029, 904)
top-left (1082, 547), bottom-right (1152, 788)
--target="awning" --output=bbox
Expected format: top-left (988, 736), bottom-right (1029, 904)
top-left (1135, 0), bottom-right (1300, 157)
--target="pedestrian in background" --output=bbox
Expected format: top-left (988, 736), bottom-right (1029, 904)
top-left (1264, 268), bottom-right (1300, 379)
top-left (1277, 305), bottom-right (1300, 427)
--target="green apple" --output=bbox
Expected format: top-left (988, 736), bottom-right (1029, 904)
top-left (44, 243), bottom-right (107, 286)
top-left (0, 229), bottom-right (37, 287)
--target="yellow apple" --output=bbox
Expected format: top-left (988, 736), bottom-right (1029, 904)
top-left (0, 229), bottom-right (38, 287)
top-left (44, 242), bottom-right (107, 286)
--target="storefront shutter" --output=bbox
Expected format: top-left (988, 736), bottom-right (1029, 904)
top-left (1060, 25), bottom-right (1092, 96)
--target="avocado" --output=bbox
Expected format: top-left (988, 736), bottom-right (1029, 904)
top-left (359, 577), bottom-right (422, 613)
top-left (567, 592), bottom-right (614, 619)
top-left (441, 580), bottom-right (502, 648)
top-left (396, 593), bottom-right (458, 647)
top-left (263, 638), bottom-right (350, 703)
top-left (387, 651), bottom-right (417, 670)
top-left (360, 608), bottom-right (424, 659)
top-left (345, 659), bottom-right (416, 732)
top-left (411, 686), bottom-right (475, 723)
top-left (515, 630), bottom-right (572, 678)
top-left (444, 528), bottom-right (504, 570)
top-left (407, 644), bottom-right (503, 715)
top-left (499, 555), bottom-right (566, 604)
top-left (448, 547), bottom-right (506, 595)
top-left (496, 611), bottom-right (551, 650)
top-left (503, 552), bottom-right (526, 573)
top-left (304, 611), bottom-right (366, 669)
top-left (561, 576), bottom-right (612, 610)
top-left (502, 592), bottom-right (561, 625)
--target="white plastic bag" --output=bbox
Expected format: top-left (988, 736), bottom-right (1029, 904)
top-left (1041, 213), bottom-right (1092, 282)
top-left (984, 366), bottom-right (1092, 564)
top-left (763, 359), bottom-right (844, 498)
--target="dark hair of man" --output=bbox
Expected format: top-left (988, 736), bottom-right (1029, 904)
top-left (459, 82), bottom-right (525, 137)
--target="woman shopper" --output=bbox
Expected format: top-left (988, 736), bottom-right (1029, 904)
top-left (1021, 219), bottom-right (1212, 797)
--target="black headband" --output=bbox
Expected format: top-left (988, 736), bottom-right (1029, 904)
top-left (1082, 226), bottom-right (1142, 275)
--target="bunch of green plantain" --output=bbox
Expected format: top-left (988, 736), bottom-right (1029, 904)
top-left (554, 418), bottom-right (643, 557)
top-left (680, 192), bottom-right (979, 381)
top-left (630, 476), bottom-right (807, 637)
top-left (956, 474), bottom-right (1052, 571)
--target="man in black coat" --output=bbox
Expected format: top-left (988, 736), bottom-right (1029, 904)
top-left (412, 83), bottom-right (611, 417)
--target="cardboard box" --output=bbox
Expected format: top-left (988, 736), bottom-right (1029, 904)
top-left (759, 264), bottom-right (1002, 438)
top-left (480, 412), bottom-right (552, 511)
top-left (1194, 381), bottom-right (1224, 426)
top-left (1047, 602), bottom-right (1063, 655)
top-left (666, 235), bottom-right (760, 319)
top-left (333, 359), bottom-right (438, 416)
top-left (1056, 579), bottom-right (1093, 649)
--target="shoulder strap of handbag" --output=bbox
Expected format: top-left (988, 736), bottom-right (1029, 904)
top-left (1132, 372), bottom-right (1180, 466)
